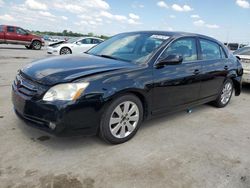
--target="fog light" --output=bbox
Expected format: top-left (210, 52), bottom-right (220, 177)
top-left (49, 122), bottom-right (56, 130)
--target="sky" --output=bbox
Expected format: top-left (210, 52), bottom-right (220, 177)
top-left (0, 0), bottom-right (250, 43)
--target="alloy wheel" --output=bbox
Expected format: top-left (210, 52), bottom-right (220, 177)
top-left (32, 41), bottom-right (41, 50)
top-left (220, 82), bottom-right (233, 105)
top-left (60, 48), bottom-right (71, 55)
top-left (109, 101), bottom-right (139, 139)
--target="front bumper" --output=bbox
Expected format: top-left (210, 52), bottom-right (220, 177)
top-left (47, 47), bottom-right (59, 55)
top-left (12, 86), bottom-right (102, 136)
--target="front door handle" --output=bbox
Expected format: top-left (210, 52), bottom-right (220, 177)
top-left (224, 65), bottom-right (228, 70)
top-left (193, 69), bottom-right (200, 75)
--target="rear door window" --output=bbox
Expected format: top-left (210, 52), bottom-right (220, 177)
top-left (7, 26), bottom-right (15, 33)
top-left (200, 39), bottom-right (221, 60)
top-left (92, 39), bottom-right (103, 44)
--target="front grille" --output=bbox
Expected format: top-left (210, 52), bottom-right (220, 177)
top-left (13, 74), bottom-right (37, 97)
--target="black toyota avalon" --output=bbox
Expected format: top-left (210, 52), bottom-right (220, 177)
top-left (12, 31), bottom-right (243, 144)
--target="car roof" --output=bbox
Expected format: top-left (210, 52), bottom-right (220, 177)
top-left (78, 36), bottom-right (104, 40)
top-left (123, 30), bottom-right (221, 43)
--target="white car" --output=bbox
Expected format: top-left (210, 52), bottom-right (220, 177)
top-left (47, 37), bottom-right (104, 55)
top-left (233, 46), bottom-right (250, 83)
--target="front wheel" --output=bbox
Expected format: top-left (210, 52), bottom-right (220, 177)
top-left (99, 94), bottom-right (143, 144)
top-left (213, 79), bottom-right (234, 108)
top-left (60, 47), bottom-right (72, 55)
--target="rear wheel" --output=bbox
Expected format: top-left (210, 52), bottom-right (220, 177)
top-left (31, 40), bottom-right (42, 50)
top-left (60, 47), bottom-right (72, 55)
top-left (99, 94), bottom-right (143, 144)
top-left (213, 79), bottom-right (234, 108)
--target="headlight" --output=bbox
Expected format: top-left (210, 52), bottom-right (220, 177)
top-left (43, 82), bottom-right (89, 101)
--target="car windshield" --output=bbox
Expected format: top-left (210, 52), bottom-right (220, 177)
top-left (87, 33), bottom-right (170, 64)
top-left (67, 37), bottom-right (80, 43)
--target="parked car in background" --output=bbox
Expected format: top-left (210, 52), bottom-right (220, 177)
top-left (47, 37), bottom-right (104, 55)
top-left (12, 31), bottom-right (243, 144)
top-left (0, 25), bottom-right (45, 50)
top-left (233, 46), bottom-right (250, 83)
top-left (224, 42), bottom-right (248, 52)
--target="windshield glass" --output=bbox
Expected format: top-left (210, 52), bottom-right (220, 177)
top-left (87, 33), bottom-right (170, 64)
top-left (67, 37), bottom-right (80, 43)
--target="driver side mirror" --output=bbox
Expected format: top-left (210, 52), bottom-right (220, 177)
top-left (76, 41), bottom-right (81, 45)
top-left (156, 54), bottom-right (183, 67)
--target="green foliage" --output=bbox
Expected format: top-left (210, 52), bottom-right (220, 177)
top-left (31, 30), bottom-right (109, 39)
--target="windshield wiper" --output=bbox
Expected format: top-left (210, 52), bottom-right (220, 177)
top-left (99, 54), bottom-right (119, 60)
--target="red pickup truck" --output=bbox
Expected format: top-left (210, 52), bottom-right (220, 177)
top-left (0, 25), bottom-right (45, 50)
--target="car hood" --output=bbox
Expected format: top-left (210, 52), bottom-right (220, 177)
top-left (29, 33), bottom-right (42, 39)
top-left (48, 41), bottom-right (66, 47)
top-left (21, 54), bottom-right (137, 85)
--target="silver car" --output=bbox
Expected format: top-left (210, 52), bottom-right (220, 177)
top-left (234, 47), bottom-right (250, 83)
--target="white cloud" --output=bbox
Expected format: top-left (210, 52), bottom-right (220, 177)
top-left (193, 19), bottom-right (219, 29)
top-left (191, 14), bottom-right (200, 19)
top-left (39, 11), bottom-right (55, 17)
top-left (129, 13), bottom-right (140, 20)
top-left (132, 2), bottom-right (144, 9)
top-left (169, 15), bottom-right (176, 18)
top-left (128, 19), bottom-right (141, 25)
top-left (100, 11), bottom-right (113, 19)
top-left (172, 4), bottom-right (192, 12)
top-left (206, 24), bottom-right (220, 29)
top-left (236, 0), bottom-right (250, 8)
top-left (0, 14), bottom-right (15, 22)
top-left (61, 16), bottom-right (68, 20)
top-left (91, 0), bottom-right (110, 9)
top-left (100, 11), bottom-right (127, 22)
top-left (193, 19), bottom-right (205, 26)
top-left (0, 0), bottom-right (4, 7)
top-left (157, 1), bottom-right (168, 8)
top-left (114, 15), bottom-right (127, 21)
top-left (25, 0), bottom-right (48, 10)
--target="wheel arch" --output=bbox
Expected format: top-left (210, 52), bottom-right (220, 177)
top-left (31, 38), bottom-right (42, 43)
top-left (60, 46), bottom-right (72, 54)
top-left (226, 71), bottom-right (241, 96)
top-left (105, 89), bottom-right (150, 121)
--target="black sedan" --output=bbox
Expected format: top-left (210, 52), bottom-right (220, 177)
top-left (12, 31), bottom-right (243, 144)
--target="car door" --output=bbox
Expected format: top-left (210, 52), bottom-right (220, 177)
top-left (5, 26), bottom-right (16, 44)
top-left (198, 38), bottom-right (228, 99)
top-left (152, 37), bottom-right (203, 114)
top-left (16, 27), bottom-right (30, 45)
top-left (74, 38), bottom-right (94, 53)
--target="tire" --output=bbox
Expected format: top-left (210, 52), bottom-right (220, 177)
top-left (31, 40), bottom-right (42, 50)
top-left (25, 45), bottom-right (32, 49)
top-left (60, 47), bottom-right (72, 55)
top-left (99, 94), bottom-right (143, 144)
top-left (213, 79), bottom-right (234, 108)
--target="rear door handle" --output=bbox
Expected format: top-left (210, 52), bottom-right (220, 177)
top-left (193, 69), bottom-right (200, 75)
top-left (224, 65), bottom-right (228, 70)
